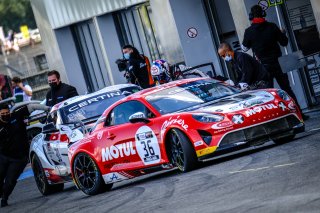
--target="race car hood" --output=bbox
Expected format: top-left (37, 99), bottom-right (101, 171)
top-left (194, 90), bottom-right (275, 114)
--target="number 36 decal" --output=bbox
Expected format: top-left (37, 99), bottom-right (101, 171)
top-left (135, 126), bottom-right (161, 165)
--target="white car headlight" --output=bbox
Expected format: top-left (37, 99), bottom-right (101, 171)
top-left (192, 113), bottom-right (224, 123)
top-left (277, 89), bottom-right (291, 101)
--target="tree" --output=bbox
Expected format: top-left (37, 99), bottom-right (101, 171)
top-left (0, 0), bottom-right (36, 36)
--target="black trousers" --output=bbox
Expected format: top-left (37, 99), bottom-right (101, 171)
top-left (263, 62), bottom-right (301, 110)
top-left (0, 154), bottom-right (28, 200)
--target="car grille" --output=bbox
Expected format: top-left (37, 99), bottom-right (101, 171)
top-left (219, 115), bottom-right (301, 146)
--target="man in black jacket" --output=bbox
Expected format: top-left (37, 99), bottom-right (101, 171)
top-left (122, 45), bottom-right (154, 89)
top-left (0, 103), bottom-right (49, 207)
top-left (241, 5), bottom-right (308, 119)
top-left (46, 70), bottom-right (79, 107)
top-left (218, 42), bottom-right (270, 90)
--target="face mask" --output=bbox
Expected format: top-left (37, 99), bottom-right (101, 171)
top-left (224, 54), bottom-right (233, 62)
top-left (49, 82), bottom-right (58, 89)
top-left (0, 114), bottom-right (11, 123)
top-left (123, 53), bottom-right (130, 60)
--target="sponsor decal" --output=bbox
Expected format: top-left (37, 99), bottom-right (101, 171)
top-left (288, 101), bottom-right (296, 110)
top-left (194, 141), bottom-right (204, 147)
top-left (97, 131), bottom-right (103, 140)
top-left (279, 102), bottom-right (287, 111)
top-left (101, 142), bottom-right (136, 162)
top-left (245, 103), bottom-right (278, 117)
top-left (212, 121), bottom-right (233, 130)
top-left (232, 114), bottom-right (244, 124)
top-left (135, 126), bottom-right (161, 165)
top-left (68, 91), bottom-right (132, 112)
top-left (102, 172), bottom-right (129, 183)
top-left (161, 116), bottom-right (188, 131)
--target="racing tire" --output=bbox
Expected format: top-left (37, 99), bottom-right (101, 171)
top-left (31, 154), bottom-right (64, 195)
top-left (167, 129), bottom-right (198, 172)
top-left (73, 153), bottom-right (113, 195)
top-left (273, 134), bottom-right (296, 145)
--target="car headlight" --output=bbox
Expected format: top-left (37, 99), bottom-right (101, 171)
top-left (192, 113), bottom-right (224, 123)
top-left (277, 89), bottom-right (291, 101)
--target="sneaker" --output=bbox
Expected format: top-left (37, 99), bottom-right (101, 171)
top-left (1, 199), bottom-right (8, 207)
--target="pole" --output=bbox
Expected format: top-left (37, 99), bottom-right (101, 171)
top-left (275, 5), bottom-right (295, 85)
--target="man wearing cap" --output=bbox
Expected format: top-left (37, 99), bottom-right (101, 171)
top-left (0, 103), bottom-right (49, 207)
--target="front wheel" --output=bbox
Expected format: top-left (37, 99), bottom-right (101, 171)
top-left (31, 154), bottom-right (64, 195)
top-left (167, 129), bottom-right (198, 172)
top-left (73, 153), bottom-right (112, 195)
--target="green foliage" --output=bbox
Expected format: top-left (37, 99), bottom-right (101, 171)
top-left (0, 0), bottom-right (36, 35)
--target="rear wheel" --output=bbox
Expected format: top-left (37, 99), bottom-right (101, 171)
top-left (31, 154), bottom-right (64, 195)
top-left (73, 153), bottom-right (112, 195)
top-left (273, 134), bottom-right (296, 145)
top-left (167, 129), bottom-right (198, 172)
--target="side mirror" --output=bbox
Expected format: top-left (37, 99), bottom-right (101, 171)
top-left (42, 122), bottom-right (58, 134)
top-left (129, 112), bottom-right (150, 123)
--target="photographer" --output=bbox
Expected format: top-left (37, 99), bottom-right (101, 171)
top-left (118, 45), bottom-right (154, 89)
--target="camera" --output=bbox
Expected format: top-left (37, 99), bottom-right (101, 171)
top-left (115, 59), bottom-right (128, 72)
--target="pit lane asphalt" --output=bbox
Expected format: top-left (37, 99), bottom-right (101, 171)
top-left (4, 111), bottom-right (320, 213)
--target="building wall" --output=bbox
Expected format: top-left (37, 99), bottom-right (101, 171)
top-left (30, 0), bottom-right (68, 84)
top-left (169, 0), bottom-right (223, 75)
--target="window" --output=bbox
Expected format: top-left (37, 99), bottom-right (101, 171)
top-left (34, 54), bottom-right (49, 71)
top-left (106, 101), bottom-right (153, 126)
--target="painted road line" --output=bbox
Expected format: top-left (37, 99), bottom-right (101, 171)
top-left (307, 127), bottom-right (320, 132)
top-left (18, 168), bottom-right (34, 181)
top-left (229, 162), bottom-right (296, 174)
top-left (273, 162), bottom-right (296, 168)
top-left (229, 166), bottom-right (270, 174)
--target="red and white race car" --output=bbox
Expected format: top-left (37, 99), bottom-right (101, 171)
top-left (29, 84), bottom-right (141, 195)
top-left (68, 78), bottom-right (305, 195)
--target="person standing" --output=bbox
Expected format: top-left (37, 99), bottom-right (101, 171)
top-left (11, 77), bottom-right (32, 103)
top-left (0, 103), bottom-right (49, 207)
top-left (45, 70), bottom-right (78, 107)
top-left (218, 42), bottom-right (270, 90)
top-left (122, 45), bottom-right (154, 89)
top-left (241, 5), bottom-right (308, 119)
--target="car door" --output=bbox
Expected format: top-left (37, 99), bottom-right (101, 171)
top-left (43, 110), bottom-right (70, 168)
top-left (96, 100), bottom-right (163, 173)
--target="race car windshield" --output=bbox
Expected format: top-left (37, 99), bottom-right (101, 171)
top-left (145, 79), bottom-right (240, 114)
top-left (59, 87), bottom-right (139, 124)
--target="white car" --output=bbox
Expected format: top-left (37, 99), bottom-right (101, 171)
top-left (29, 84), bottom-right (141, 195)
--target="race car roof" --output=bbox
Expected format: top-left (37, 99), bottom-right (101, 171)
top-left (50, 84), bottom-right (138, 112)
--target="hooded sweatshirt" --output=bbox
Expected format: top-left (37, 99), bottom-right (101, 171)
top-left (242, 19), bottom-right (288, 64)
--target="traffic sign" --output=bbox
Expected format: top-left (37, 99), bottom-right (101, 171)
top-left (258, 0), bottom-right (269, 11)
top-left (268, 0), bottom-right (284, 7)
top-left (187, 27), bottom-right (198, 38)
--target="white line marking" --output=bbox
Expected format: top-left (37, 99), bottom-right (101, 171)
top-left (307, 128), bottom-right (320, 132)
top-left (229, 162), bottom-right (296, 174)
top-left (229, 166), bottom-right (270, 174)
top-left (273, 163), bottom-right (296, 168)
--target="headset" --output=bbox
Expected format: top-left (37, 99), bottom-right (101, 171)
top-left (249, 5), bottom-right (266, 21)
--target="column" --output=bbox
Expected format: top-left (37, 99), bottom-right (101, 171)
top-left (227, 0), bottom-right (250, 44)
top-left (310, 0), bottom-right (320, 37)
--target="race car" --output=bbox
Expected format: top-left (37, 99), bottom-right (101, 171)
top-left (29, 84), bottom-right (141, 195)
top-left (68, 78), bottom-right (305, 195)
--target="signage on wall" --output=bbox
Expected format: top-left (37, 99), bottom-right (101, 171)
top-left (258, 0), bottom-right (269, 11)
top-left (258, 0), bottom-right (284, 10)
top-left (268, 0), bottom-right (284, 7)
top-left (187, 27), bottom-right (198, 38)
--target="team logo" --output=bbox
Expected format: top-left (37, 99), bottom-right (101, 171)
top-left (232, 114), bottom-right (244, 124)
top-left (212, 121), bottom-right (233, 130)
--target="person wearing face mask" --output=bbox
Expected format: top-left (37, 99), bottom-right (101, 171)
top-left (45, 70), bottom-right (78, 107)
top-left (218, 42), bottom-right (270, 90)
top-left (0, 103), bottom-right (50, 207)
top-left (122, 45), bottom-right (154, 89)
